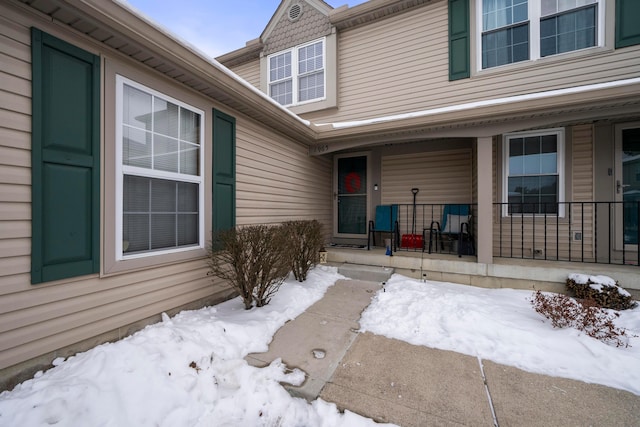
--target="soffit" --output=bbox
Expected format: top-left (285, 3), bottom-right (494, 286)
top-left (14, 0), bottom-right (316, 144)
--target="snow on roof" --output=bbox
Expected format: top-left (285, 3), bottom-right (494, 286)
top-left (114, 0), bottom-right (311, 128)
top-left (317, 77), bottom-right (640, 130)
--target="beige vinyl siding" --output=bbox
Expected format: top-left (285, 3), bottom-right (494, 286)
top-left (229, 59), bottom-right (260, 89)
top-left (381, 149), bottom-right (472, 233)
top-left (492, 125), bottom-right (595, 261)
top-left (236, 116), bottom-right (332, 225)
top-left (304, 0), bottom-right (640, 124)
top-left (0, 7), bottom-right (34, 369)
top-left (0, 4), bottom-right (329, 375)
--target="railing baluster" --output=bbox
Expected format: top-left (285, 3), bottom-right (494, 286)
top-left (556, 204), bottom-right (559, 262)
top-left (622, 201), bottom-right (626, 265)
top-left (532, 209), bottom-right (536, 260)
top-left (581, 202), bottom-right (585, 263)
top-left (608, 202), bottom-right (612, 265)
top-left (544, 203), bottom-right (548, 261)
top-left (568, 202), bottom-right (572, 262)
top-left (594, 202), bottom-right (598, 263)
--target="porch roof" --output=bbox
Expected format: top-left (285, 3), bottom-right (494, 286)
top-left (309, 77), bottom-right (640, 155)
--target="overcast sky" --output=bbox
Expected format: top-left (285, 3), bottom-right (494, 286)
top-left (124, 0), bottom-right (367, 58)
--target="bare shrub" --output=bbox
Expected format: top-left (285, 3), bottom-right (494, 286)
top-left (283, 220), bottom-right (324, 282)
top-left (208, 225), bottom-right (292, 309)
top-left (531, 290), bottom-right (634, 348)
top-left (566, 275), bottom-right (636, 310)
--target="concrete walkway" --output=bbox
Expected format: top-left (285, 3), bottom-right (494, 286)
top-left (246, 280), bottom-right (640, 426)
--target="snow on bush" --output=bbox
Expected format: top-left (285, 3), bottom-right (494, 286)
top-left (566, 274), bottom-right (636, 310)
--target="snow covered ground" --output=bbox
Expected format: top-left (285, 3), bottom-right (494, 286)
top-left (1, 267), bottom-right (639, 426)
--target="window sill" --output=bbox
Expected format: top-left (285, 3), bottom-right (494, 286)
top-left (103, 247), bottom-right (207, 276)
top-left (289, 97), bottom-right (336, 115)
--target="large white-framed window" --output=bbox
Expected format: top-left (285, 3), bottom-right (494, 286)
top-left (478, 0), bottom-right (603, 70)
top-left (268, 38), bottom-right (325, 106)
top-left (115, 75), bottom-right (205, 260)
top-left (503, 129), bottom-right (565, 217)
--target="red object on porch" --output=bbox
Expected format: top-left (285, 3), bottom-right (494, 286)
top-left (401, 234), bottom-right (423, 249)
top-left (401, 188), bottom-right (423, 248)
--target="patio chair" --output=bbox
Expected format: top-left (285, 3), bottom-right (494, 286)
top-left (367, 205), bottom-right (399, 252)
top-left (425, 204), bottom-right (474, 256)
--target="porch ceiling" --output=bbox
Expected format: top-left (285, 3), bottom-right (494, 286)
top-left (15, 0), bottom-right (317, 144)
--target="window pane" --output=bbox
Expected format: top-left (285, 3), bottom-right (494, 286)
top-left (153, 98), bottom-right (179, 138)
top-left (178, 214), bottom-right (198, 246)
top-left (269, 52), bottom-right (291, 82)
top-left (270, 80), bottom-right (293, 105)
top-left (154, 135), bottom-right (179, 173)
top-left (483, 0), bottom-right (528, 31)
top-left (298, 41), bottom-right (323, 75)
top-left (123, 214), bottom-right (149, 253)
top-left (123, 175), bottom-right (150, 253)
top-left (540, 5), bottom-right (596, 57)
top-left (151, 214), bottom-right (176, 249)
top-left (482, 23), bottom-right (529, 68)
top-left (123, 175), bottom-right (149, 212)
top-left (123, 127), bottom-right (152, 169)
top-left (178, 182), bottom-right (199, 212)
top-left (180, 142), bottom-right (199, 175)
top-left (123, 85), bottom-right (152, 130)
top-left (180, 108), bottom-right (200, 144)
top-left (299, 71), bottom-right (324, 102)
top-left (151, 179), bottom-right (176, 212)
top-left (541, 0), bottom-right (557, 16)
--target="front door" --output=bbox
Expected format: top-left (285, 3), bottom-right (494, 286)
top-left (615, 123), bottom-right (640, 250)
top-left (335, 154), bottom-right (368, 237)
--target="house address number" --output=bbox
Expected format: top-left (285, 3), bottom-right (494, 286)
top-left (309, 144), bottom-right (330, 155)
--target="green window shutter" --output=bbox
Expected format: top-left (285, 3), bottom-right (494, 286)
top-left (616, 0), bottom-right (640, 48)
top-left (449, 0), bottom-right (470, 81)
top-left (31, 28), bottom-right (100, 284)
top-left (212, 109), bottom-right (236, 233)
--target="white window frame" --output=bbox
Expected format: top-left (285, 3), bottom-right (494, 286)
top-left (476, 0), bottom-right (605, 71)
top-left (502, 128), bottom-right (566, 218)
top-left (267, 37), bottom-right (326, 107)
top-left (115, 75), bottom-right (205, 260)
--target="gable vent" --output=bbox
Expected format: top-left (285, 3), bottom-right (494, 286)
top-left (288, 3), bottom-right (303, 21)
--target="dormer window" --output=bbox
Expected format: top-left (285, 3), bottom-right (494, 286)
top-left (268, 38), bottom-right (325, 106)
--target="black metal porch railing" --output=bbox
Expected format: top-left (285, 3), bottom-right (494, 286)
top-left (391, 202), bottom-right (640, 266)
top-left (494, 201), bottom-right (640, 266)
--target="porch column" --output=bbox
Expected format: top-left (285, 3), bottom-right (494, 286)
top-left (476, 137), bottom-right (493, 265)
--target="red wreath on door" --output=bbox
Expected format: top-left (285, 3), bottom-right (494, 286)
top-left (344, 172), bottom-right (361, 193)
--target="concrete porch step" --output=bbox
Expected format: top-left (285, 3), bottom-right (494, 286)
top-left (337, 263), bottom-right (394, 282)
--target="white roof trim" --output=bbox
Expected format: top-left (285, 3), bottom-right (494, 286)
top-left (315, 77), bottom-right (640, 130)
top-left (115, 0), bottom-right (311, 127)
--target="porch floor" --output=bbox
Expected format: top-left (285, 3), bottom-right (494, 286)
top-left (326, 246), bottom-right (640, 299)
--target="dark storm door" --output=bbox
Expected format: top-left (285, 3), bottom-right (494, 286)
top-left (335, 155), bottom-right (368, 237)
